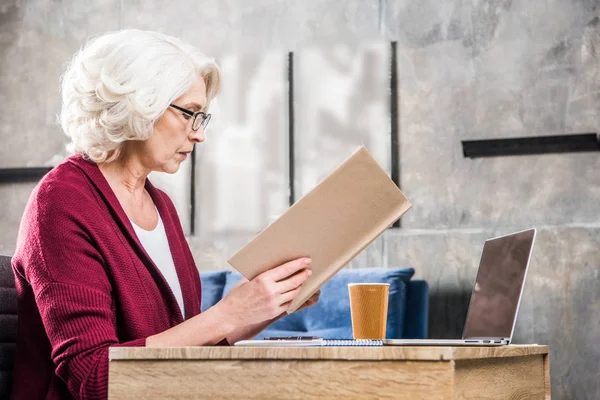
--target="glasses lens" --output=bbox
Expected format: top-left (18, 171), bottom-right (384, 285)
top-left (202, 114), bottom-right (211, 129)
top-left (193, 114), bottom-right (202, 131)
top-left (193, 113), bottom-right (210, 131)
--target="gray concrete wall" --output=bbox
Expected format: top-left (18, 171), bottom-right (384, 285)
top-left (1, 1), bottom-right (599, 398)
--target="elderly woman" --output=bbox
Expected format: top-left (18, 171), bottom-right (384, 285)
top-left (11, 30), bottom-right (319, 400)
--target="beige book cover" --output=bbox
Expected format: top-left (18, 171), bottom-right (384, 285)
top-left (227, 146), bottom-right (412, 312)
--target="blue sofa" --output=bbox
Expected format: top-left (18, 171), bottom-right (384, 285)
top-left (200, 267), bottom-right (428, 339)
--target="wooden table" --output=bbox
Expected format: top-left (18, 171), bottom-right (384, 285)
top-left (108, 344), bottom-right (550, 399)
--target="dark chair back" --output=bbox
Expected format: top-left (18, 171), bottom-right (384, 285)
top-left (0, 255), bottom-right (16, 399)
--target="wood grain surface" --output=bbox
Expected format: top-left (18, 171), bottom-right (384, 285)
top-left (543, 354), bottom-right (551, 399)
top-left (109, 344), bottom-right (549, 361)
top-left (454, 356), bottom-right (545, 399)
top-left (109, 359), bottom-right (454, 400)
top-left (109, 345), bottom-right (549, 400)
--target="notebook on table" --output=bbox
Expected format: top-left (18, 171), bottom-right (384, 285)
top-left (234, 338), bottom-right (384, 347)
top-left (228, 146), bottom-right (412, 313)
top-left (385, 228), bottom-right (536, 347)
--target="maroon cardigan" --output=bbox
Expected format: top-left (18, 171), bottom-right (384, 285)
top-left (11, 155), bottom-right (217, 400)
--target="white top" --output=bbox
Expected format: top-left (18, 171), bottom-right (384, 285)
top-left (131, 212), bottom-right (185, 318)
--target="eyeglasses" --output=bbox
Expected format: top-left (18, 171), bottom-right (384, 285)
top-left (169, 104), bottom-right (211, 131)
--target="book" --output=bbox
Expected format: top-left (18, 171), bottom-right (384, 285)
top-left (227, 146), bottom-right (412, 312)
top-left (323, 339), bottom-right (383, 346)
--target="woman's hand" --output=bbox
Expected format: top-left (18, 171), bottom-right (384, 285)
top-left (216, 257), bottom-right (312, 331)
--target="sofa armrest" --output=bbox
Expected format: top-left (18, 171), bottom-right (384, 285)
top-left (403, 280), bottom-right (429, 339)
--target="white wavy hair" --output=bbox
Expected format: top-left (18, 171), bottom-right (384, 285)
top-left (60, 29), bottom-right (221, 163)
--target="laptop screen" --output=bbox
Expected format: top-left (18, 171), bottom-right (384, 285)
top-left (462, 229), bottom-right (536, 339)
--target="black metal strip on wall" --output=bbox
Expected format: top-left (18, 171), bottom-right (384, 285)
top-left (190, 147), bottom-right (197, 235)
top-left (0, 167), bottom-right (53, 184)
top-left (390, 41), bottom-right (401, 229)
top-left (287, 51), bottom-right (296, 207)
top-left (462, 133), bottom-right (600, 158)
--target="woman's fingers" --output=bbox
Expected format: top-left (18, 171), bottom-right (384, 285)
top-left (277, 268), bottom-right (311, 293)
top-left (281, 288), bottom-right (322, 313)
top-left (263, 257), bottom-right (311, 282)
top-left (303, 290), bottom-right (320, 306)
top-left (247, 258), bottom-right (318, 316)
top-left (279, 285), bottom-right (303, 305)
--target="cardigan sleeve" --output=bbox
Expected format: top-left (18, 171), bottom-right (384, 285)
top-left (35, 282), bottom-right (145, 400)
top-left (20, 183), bottom-right (145, 400)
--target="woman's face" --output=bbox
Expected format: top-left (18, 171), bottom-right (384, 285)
top-left (133, 75), bottom-right (207, 174)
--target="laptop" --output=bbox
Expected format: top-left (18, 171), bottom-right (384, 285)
top-left (385, 228), bottom-right (536, 346)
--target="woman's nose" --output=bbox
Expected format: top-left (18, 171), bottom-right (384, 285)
top-left (189, 126), bottom-right (206, 143)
